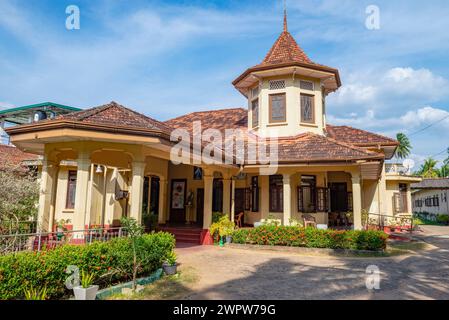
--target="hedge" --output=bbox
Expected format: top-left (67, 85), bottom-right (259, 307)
top-left (232, 226), bottom-right (388, 251)
top-left (0, 232), bottom-right (175, 300)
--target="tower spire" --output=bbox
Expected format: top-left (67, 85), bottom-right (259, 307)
top-left (283, 0), bottom-right (288, 32)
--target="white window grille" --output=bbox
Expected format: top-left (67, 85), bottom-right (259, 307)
top-left (300, 80), bottom-right (314, 91)
top-left (269, 80), bottom-right (285, 90)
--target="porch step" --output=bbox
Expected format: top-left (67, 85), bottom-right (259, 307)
top-left (156, 226), bottom-right (203, 245)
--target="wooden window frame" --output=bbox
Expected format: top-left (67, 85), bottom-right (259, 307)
top-left (66, 170), bottom-right (77, 209)
top-left (269, 175), bottom-right (284, 212)
top-left (300, 93), bottom-right (315, 124)
top-left (251, 176), bottom-right (259, 212)
top-left (251, 98), bottom-right (259, 128)
top-left (269, 93), bottom-right (286, 124)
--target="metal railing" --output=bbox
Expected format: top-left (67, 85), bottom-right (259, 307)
top-left (0, 227), bottom-right (127, 255)
top-left (366, 213), bottom-right (414, 233)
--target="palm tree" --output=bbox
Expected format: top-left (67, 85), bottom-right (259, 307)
top-left (418, 157), bottom-right (439, 178)
top-left (395, 133), bottom-right (412, 160)
top-left (439, 164), bottom-right (449, 178)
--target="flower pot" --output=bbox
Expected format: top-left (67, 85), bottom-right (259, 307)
top-left (226, 236), bottom-right (232, 244)
top-left (162, 263), bottom-right (177, 275)
top-left (73, 285), bottom-right (99, 300)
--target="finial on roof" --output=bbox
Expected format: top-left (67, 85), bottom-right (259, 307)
top-left (283, 0), bottom-right (288, 32)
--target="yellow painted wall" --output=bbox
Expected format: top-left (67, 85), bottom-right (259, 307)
top-left (248, 75), bottom-right (324, 137)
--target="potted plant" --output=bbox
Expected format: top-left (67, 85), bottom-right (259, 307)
top-left (73, 270), bottom-right (98, 300)
top-left (55, 219), bottom-right (71, 240)
top-left (220, 218), bottom-right (235, 244)
top-left (162, 251), bottom-right (177, 275)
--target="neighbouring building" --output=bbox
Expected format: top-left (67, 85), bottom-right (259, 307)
top-left (412, 178), bottom-right (449, 216)
top-left (5, 13), bottom-right (421, 244)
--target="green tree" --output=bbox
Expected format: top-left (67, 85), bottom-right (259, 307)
top-left (120, 217), bottom-right (146, 292)
top-left (439, 164), bottom-right (449, 178)
top-left (394, 133), bottom-right (412, 160)
top-left (417, 157), bottom-right (439, 178)
top-left (439, 148), bottom-right (449, 177)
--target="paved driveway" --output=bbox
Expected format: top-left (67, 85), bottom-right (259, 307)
top-left (175, 227), bottom-right (449, 300)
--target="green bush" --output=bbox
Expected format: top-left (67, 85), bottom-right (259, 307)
top-left (0, 232), bottom-right (175, 300)
top-left (231, 225), bottom-right (387, 251)
top-left (437, 214), bottom-right (449, 225)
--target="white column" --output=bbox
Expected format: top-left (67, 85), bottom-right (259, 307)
top-left (203, 175), bottom-right (214, 229)
top-left (222, 178), bottom-right (231, 217)
top-left (37, 159), bottom-right (56, 232)
top-left (283, 173), bottom-right (292, 226)
top-left (352, 174), bottom-right (363, 230)
top-left (73, 152), bottom-right (91, 239)
top-left (158, 178), bottom-right (168, 224)
top-left (130, 161), bottom-right (146, 224)
top-left (230, 179), bottom-right (236, 222)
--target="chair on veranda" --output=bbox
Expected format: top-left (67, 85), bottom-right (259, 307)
top-left (235, 212), bottom-right (244, 228)
top-left (302, 214), bottom-right (317, 228)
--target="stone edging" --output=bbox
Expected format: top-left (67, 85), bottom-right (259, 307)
top-left (96, 268), bottom-right (163, 300)
top-left (226, 243), bottom-right (386, 257)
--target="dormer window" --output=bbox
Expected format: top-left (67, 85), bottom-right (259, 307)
top-left (251, 98), bottom-right (259, 128)
top-left (269, 93), bottom-right (286, 123)
top-left (269, 80), bottom-right (285, 90)
top-left (300, 94), bottom-right (314, 123)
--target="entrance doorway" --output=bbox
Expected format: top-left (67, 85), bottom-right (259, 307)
top-left (196, 188), bottom-right (204, 227)
top-left (234, 188), bottom-right (245, 225)
top-left (329, 183), bottom-right (348, 212)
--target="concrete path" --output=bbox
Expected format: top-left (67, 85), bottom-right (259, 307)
top-left (174, 227), bottom-right (449, 300)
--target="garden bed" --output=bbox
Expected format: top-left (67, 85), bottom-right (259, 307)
top-left (227, 243), bottom-right (387, 257)
top-left (231, 225), bottom-right (388, 251)
top-left (0, 232), bottom-right (175, 300)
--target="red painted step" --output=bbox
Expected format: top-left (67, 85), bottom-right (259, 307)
top-left (156, 226), bottom-right (203, 244)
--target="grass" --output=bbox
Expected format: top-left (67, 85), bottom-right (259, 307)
top-left (386, 241), bottom-right (430, 256)
top-left (107, 266), bottom-right (199, 300)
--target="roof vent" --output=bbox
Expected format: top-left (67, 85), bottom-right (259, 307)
top-left (300, 80), bottom-right (314, 91)
top-left (269, 80), bottom-right (285, 90)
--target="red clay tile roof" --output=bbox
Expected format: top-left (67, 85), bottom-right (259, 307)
top-left (165, 108), bottom-right (247, 133)
top-left (325, 125), bottom-right (399, 147)
top-left (54, 101), bottom-right (172, 134)
top-left (259, 30), bottom-right (313, 66)
top-left (273, 133), bottom-right (383, 163)
top-left (0, 144), bottom-right (37, 170)
top-left (165, 108), bottom-right (386, 163)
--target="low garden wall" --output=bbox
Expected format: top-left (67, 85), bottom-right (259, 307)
top-left (232, 226), bottom-right (388, 251)
top-left (0, 232), bottom-right (175, 300)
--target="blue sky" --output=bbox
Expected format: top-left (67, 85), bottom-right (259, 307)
top-left (0, 0), bottom-right (448, 168)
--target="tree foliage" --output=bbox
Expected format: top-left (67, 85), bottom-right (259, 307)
top-left (395, 133), bottom-right (412, 160)
top-left (0, 164), bottom-right (38, 234)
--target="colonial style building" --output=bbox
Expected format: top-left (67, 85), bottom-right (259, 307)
top-left (412, 178), bottom-right (449, 216)
top-left (5, 14), bottom-right (420, 244)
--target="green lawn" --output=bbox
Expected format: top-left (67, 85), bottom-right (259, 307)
top-left (107, 266), bottom-right (199, 300)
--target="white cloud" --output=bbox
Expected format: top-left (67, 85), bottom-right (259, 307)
top-left (400, 106), bottom-right (449, 129)
top-left (329, 67), bottom-right (449, 110)
top-left (384, 67), bottom-right (449, 101)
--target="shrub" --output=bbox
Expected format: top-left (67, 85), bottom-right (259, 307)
top-left (209, 216), bottom-right (235, 239)
top-left (0, 231), bottom-right (175, 300)
top-left (231, 225), bottom-right (387, 251)
top-left (437, 214), bottom-right (449, 225)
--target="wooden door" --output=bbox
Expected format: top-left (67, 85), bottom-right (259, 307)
top-left (169, 179), bottom-right (187, 223)
top-left (234, 188), bottom-right (245, 225)
top-left (196, 188), bottom-right (204, 227)
top-left (329, 183), bottom-right (348, 212)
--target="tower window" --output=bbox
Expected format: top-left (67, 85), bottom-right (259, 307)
top-left (251, 86), bottom-right (259, 98)
top-left (300, 80), bottom-right (314, 91)
top-left (269, 80), bottom-right (285, 90)
top-left (300, 94), bottom-right (314, 123)
top-left (269, 93), bottom-right (286, 123)
top-left (251, 98), bottom-right (259, 128)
